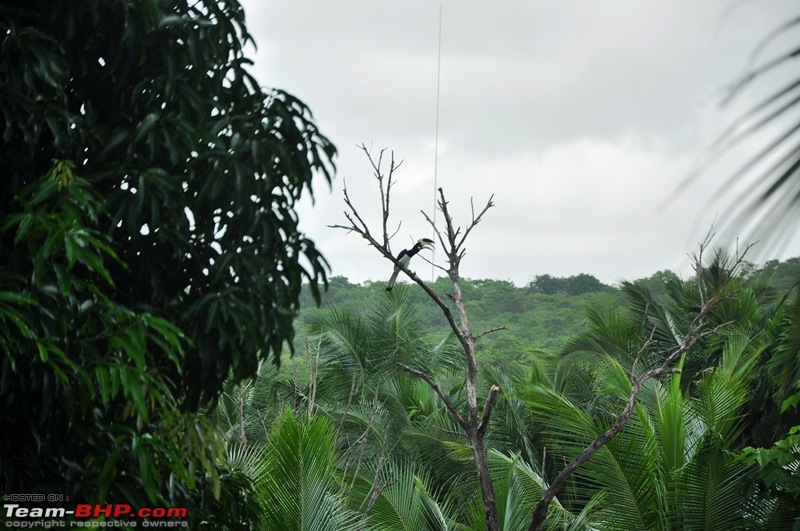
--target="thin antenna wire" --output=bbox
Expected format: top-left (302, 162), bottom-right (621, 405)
top-left (432, 6), bottom-right (442, 282)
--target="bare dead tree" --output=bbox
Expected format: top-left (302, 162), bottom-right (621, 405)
top-left (331, 147), bottom-right (749, 531)
top-left (303, 331), bottom-right (324, 419)
top-left (527, 232), bottom-right (754, 531)
top-left (330, 145), bottom-right (505, 531)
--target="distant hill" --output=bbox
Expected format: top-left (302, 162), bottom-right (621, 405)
top-left (291, 257), bottom-right (799, 374)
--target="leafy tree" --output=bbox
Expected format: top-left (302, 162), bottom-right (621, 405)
top-left (528, 274), bottom-right (609, 296)
top-left (1, 0), bottom-right (333, 512)
top-left (749, 258), bottom-right (800, 294)
top-left (634, 269), bottom-right (681, 303)
top-left (1, 167), bottom-right (225, 506)
top-left (1, 0), bottom-right (335, 406)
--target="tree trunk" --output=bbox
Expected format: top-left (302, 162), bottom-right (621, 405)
top-left (472, 434), bottom-right (499, 531)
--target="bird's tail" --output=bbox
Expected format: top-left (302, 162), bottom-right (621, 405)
top-left (386, 268), bottom-right (400, 292)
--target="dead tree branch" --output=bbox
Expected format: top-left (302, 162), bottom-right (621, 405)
top-left (475, 326), bottom-right (508, 340)
top-left (527, 235), bottom-right (754, 531)
top-left (399, 363), bottom-right (467, 430)
top-left (477, 385), bottom-right (501, 439)
top-left (331, 148), bottom-right (503, 531)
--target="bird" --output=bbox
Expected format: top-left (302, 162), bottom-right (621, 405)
top-left (386, 238), bottom-right (435, 292)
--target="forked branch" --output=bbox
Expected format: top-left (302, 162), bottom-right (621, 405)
top-left (527, 234), bottom-right (753, 531)
top-left (331, 147), bottom-right (503, 531)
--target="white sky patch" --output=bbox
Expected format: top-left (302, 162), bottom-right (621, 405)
top-left (241, 0), bottom-right (800, 286)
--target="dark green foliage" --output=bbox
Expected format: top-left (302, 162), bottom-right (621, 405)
top-left (740, 425), bottom-right (800, 512)
top-left (0, 167), bottom-right (225, 506)
top-left (184, 468), bottom-right (262, 530)
top-left (528, 273), bottom-right (610, 296)
top-left (1, 0), bottom-right (335, 408)
top-left (1, 0), bottom-right (333, 518)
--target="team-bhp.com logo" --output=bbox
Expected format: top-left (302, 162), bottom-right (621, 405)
top-left (4, 503), bottom-right (188, 527)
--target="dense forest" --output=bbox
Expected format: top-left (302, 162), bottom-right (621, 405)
top-left (287, 259), bottom-right (800, 371)
top-left (2, 1), bottom-right (800, 530)
top-left (225, 256), bottom-right (800, 530)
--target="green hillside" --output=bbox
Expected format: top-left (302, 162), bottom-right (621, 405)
top-left (291, 257), bottom-right (799, 375)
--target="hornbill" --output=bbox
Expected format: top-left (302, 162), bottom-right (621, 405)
top-left (385, 238), bottom-right (435, 292)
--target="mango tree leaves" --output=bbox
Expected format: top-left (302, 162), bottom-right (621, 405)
top-left (1, 0), bottom-right (335, 407)
top-left (1, 0), bottom-right (333, 516)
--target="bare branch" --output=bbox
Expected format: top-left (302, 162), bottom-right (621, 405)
top-left (420, 208), bottom-right (449, 255)
top-left (477, 385), bottom-right (501, 438)
top-left (630, 325), bottom-right (657, 381)
top-left (434, 426), bottom-right (467, 438)
top-left (457, 194), bottom-right (495, 252)
top-left (358, 453), bottom-right (386, 529)
top-left (417, 252), bottom-right (448, 273)
top-left (304, 330), bottom-right (323, 419)
top-left (389, 220), bottom-right (402, 241)
top-left (527, 249), bottom-right (741, 531)
top-left (341, 184), bottom-right (371, 236)
top-left (475, 326), bottom-right (508, 341)
top-left (399, 363), bottom-right (468, 430)
top-left (357, 143), bottom-right (406, 250)
top-left (346, 386), bottom-right (385, 498)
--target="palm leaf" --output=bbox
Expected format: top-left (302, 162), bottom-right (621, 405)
top-left (680, 15), bottom-right (800, 251)
top-left (350, 459), bottom-right (459, 531)
top-left (256, 409), bottom-right (359, 531)
top-left (670, 438), bottom-right (752, 530)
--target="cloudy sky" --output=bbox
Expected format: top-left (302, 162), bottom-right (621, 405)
top-left (240, 0), bottom-right (799, 286)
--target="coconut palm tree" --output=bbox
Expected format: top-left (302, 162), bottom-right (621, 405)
top-left (517, 255), bottom-right (800, 529)
top-left (520, 330), bottom-right (788, 530)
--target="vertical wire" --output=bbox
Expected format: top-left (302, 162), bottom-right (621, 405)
top-left (432, 6), bottom-right (442, 282)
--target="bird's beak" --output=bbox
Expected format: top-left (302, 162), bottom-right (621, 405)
top-left (422, 240), bottom-right (435, 250)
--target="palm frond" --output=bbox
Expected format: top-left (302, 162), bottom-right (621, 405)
top-left (349, 459), bottom-right (459, 531)
top-left (256, 409), bottom-right (359, 531)
top-left (681, 14), bottom-right (800, 252)
top-left (669, 438), bottom-right (752, 530)
top-left (226, 440), bottom-right (268, 486)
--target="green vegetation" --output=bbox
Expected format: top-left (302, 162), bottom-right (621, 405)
top-left (241, 256), bottom-right (800, 530)
top-left (300, 275), bottom-right (623, 351)
top-left (3, 1), bottom-right (800, 529)
top-left (1, 0), bottom-right (332, 525)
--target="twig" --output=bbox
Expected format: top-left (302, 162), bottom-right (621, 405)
top-left (527, 235), bottom-right (749, 531)
top-left (358, 453), bottom-right (386, 528)
top-left (475, 326), bottom-right (508, 341)
top-left (630, 325), bottom-right (657, 381)
top-left (477, 385), bottom-right (501, 438)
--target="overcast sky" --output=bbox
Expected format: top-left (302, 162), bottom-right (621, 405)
top-left (240, 0), bottom-right (799, 286)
